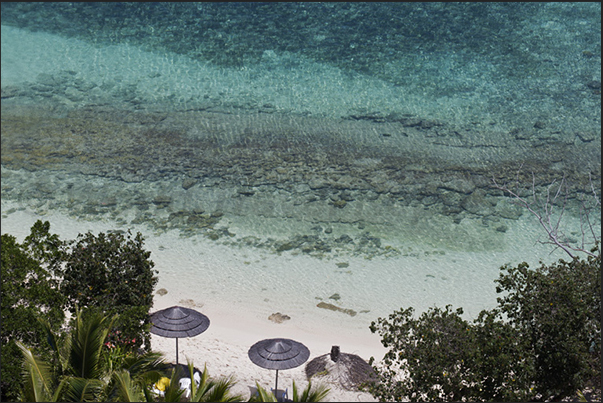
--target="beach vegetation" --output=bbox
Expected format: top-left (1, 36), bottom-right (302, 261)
top-left (1, 220), bottom-right (159, 401)
top-left (61, 229), bottom-right (158, 353)
top-left (290, 380), bottom-right (331, 402)
top-left (250, 380), bottom-right (330, 402)
top-left (1, 222), bottom-right (67, 402)
top-left (250, 382), bottom-right (278, 402)
top-left (17, 308), bottom-right (167, 402)
top-left (15, 304), bottom-right (277, 403)
top-left (155, 367), bottom-right (186, 402)
top-left (182, 361), bottom-right (243, 402)
top-left (369, 247), bottom-right (601, 402)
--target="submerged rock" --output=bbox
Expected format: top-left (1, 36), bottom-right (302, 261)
top-left (461, 190), bottom-right (493, 215)
top-left (317, 302), bottom-right (357, 317)
top-left (182, 178), bottom-right (197, 190)
top-left (330, 199), bottom-right (347, 208)
top-left (268, 312), bottom-right (291, 323)
top-left (152, 195), bottom-right (172, 206)
top-left (494, 199), bottom-right (523, 219)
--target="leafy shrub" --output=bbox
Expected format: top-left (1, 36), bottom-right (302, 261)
top-left (61, 230), bottom-right (158, 353)
top-left (1, 221), bottom-right (159, 400)
top-left (495, 251), bottom-right (601, 400)
top-left (1, 222), bottom-right (66, 401)
top-left (369, 248), bottom-right (601, 402)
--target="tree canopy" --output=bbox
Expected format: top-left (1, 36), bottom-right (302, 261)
top-left (1, 222), bottom-right (66, 401)
top-left (369, 248), bottom-right (601, 402)
top-left (1, 221), bottom-right (158, 401)
top-left (62, 230), bottom-right (158, 352)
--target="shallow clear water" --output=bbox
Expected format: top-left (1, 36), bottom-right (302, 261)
top-left (1, 3), bottom-right (600, 326)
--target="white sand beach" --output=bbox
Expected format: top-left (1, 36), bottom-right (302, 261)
top-left (2, 204), bottom-right (387, 401)
top-left (0, 195), bottom-right (579, 402)
top-left (150, 294), bottom-right (382, 402)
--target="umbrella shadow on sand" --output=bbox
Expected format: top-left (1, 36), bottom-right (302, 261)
top-left (305, 346), bottom-right (378, 391)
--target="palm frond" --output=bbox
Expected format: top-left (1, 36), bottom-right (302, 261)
top-left (111, 370), bottom-right (146, 402)
top-left (37, 316), bottom-right (59, 354)
top-left (37, 316), bottom-right (70, 377)
top-left (162, 368), bottom-right (186, 402)
top-left (292, 380), bottom-right (331, 402)
top-left (120, 351), bottom-right (166, 391)
top-left (189, 363), bottom-right (213, 400)
top-left (16, 341), bottom-right (54, 402)
top-left (252, 382), bottom-right (278, 402)
top-left (131, 369), bottom-right (165, 390)
top-left (204, 375), bottom-right (243, 402)
top-left (187, 360), bottom-right (199, 398)
top-left (63, 377), bottom-right (104, 402)
top-left (163, 385), bottom-right (186, 402)
top-left (183, 361), bottom-right (244, 402)
top-left (142, 385), bottom-right (156, 402)
top-left (292, 380), bottom-right (301, 402)
top-left (69, 309), bottom-right (116, 379)
top-left (123, 351), bottom-right (166, 378)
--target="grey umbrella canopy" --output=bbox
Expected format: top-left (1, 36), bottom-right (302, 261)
top-left (248, 338), bottom-right (310, 397)
top-left (150, 306), bottom-right (210, 364)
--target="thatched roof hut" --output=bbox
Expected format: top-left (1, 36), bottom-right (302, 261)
top-left (305, 346), bottom-right (378, 390)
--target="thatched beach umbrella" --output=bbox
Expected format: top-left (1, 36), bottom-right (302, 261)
top-left (305, 346), bottom-right (377, 390)
top-left (150, 306), bottom-right (210, 365)
top-left (248, 338), bottom-right (310, 397)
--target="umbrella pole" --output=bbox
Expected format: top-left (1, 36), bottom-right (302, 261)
top-left (176, 338), bottom-right (179, 365)
top-left (274, 369), bottom-right (279, 399)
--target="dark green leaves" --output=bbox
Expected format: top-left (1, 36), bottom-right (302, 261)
top-left (2, 221), bottom-right (159, 401)
top-left (369, 248), bottom-right (601, 401)
top-left (1, 224), bottom-right (67, 401)
top-left (62, 230), bottom-right (158, 352)
top-left (494, 252), bottom-right (601, 400)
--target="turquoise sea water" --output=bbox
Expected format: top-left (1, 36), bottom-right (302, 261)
top-left (1, 3), bottom-right (600, 324)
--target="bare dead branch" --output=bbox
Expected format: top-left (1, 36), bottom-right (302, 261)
top-left (493, 170), bottom-right (600, 258)
top-left (589, 172), bottom-right (600, 207)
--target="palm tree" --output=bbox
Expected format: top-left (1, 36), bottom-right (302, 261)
top-left (290, 381), bottom-right (330, 402)
top-left (106, 348), bottom-right (166, 401)
top-left (16, 341), bottom-right (65, 402)
top-left (250, 380), bottom-right (330, 402)
top-left (184, 360), bottom-right (244, 402)
top-left (18, 308), bottom-right (166, 402)
top-left (110, 370), bottom-right (146, 402)
top-left (17, 308), bottom-right (112, 401)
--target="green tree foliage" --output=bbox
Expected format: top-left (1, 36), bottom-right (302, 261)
top-left (61, 230), bottom-right (158, 352)
top-left (495, 252), bottom-right (601, 401)
top-left (16, 341), bottom-right (66, 403)
top-left (2, 221), bottom-right (159, 401)
top-left (18, 308), bottom-right (166, 402)
top-left (369, 249), bottom-right (601, 402)
top-left (1, 221), bottom-right (66, 401)
top-left (22, 220), bottom-right (67, 276)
